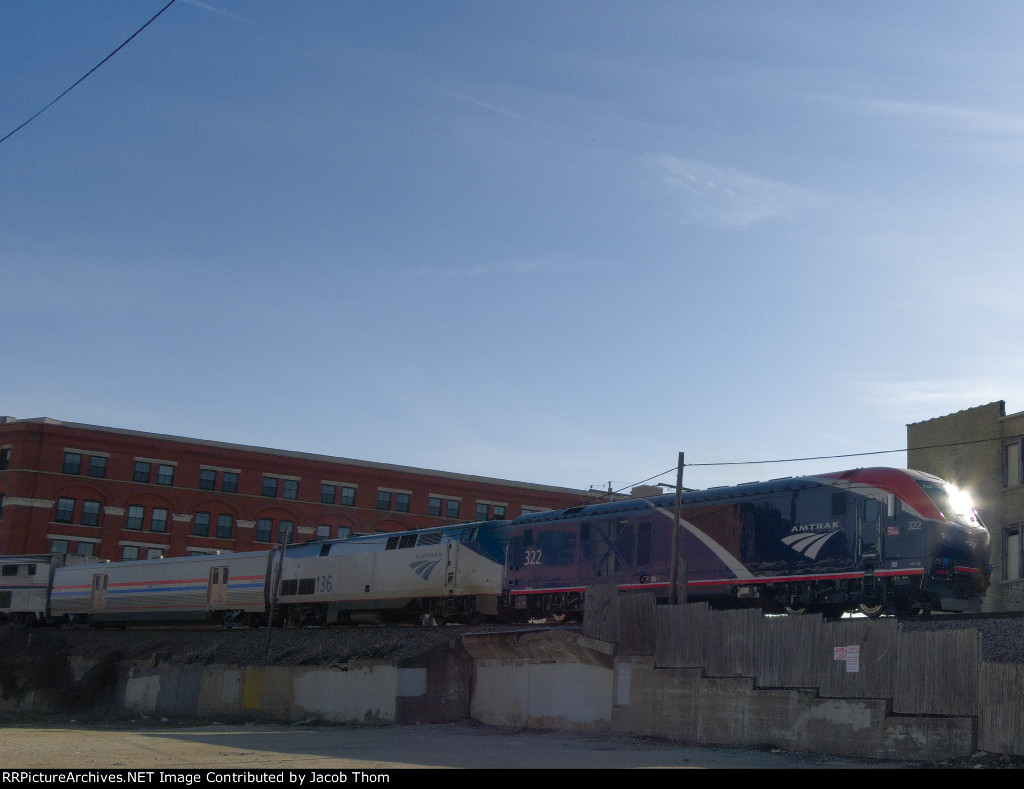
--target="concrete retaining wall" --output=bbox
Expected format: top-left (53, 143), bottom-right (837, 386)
top-left (0, 611), bottom-right (1014, 762)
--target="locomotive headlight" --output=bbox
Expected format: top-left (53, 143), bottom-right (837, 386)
top-left (945, 484), bottom-right (979, 527)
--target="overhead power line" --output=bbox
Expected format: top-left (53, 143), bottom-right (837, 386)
top-left (612, 435), bottom-right (1007, 498)
top-left (0, 0), bottom-right (178, 146)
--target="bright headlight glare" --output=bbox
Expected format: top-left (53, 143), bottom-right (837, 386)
top-left (945, 484), bottom-right (976, 520)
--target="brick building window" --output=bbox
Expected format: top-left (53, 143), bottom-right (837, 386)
top-left (321, 484), bottom-right (336, 504)
top-left (262, 477), bottom-right (278, 497)
top-left (494, 505), bottom-right (506, 519)
top-left (282, 479), bottom-right (299, 500)
top-left (278, 521), bottom-right (294, 544)
top-left (77, 542), bottom-right (94, 556)
top-left (256, 518), bottom-right (273, 542)
top-left (1006, 525), bottom-right (1022, 582)
top-left (0, 447), bottom-right (10, 470)
top-left (87, 456), bottom-right (107, 478)
top-left (316, 524), bottom-right (331, 539)
top-left (1006, 441), bottom-right (1023, 488)
top-left (63, 452), bottom-right (81, 474)
top-left (193, 512), bottom-right (210, 537)
top-left (446, 499), bottom-right (460, 519)
top-left (80, 500), bottom-right (101, 527)
top-left (216, 514), bottom-right (233, 539)
top-left (199, 469), bottom-right (217, 490)
top-left (156, 464), bottom-right (175, 486)
top-left (222, 472), bottom-right (239, 493)
top-left (126, 505), bottom-right (145, 530)
top-left (396, 493), bottom-right (410, 513)
top-left (133, 461), bottom-right (151, 483)
top-left (340, 486), bottom-right (356, 506)
top-left (429, 497), bottom-right (442, 517)
top-left (121, 545), bottom-right (139, 561)
top-left (477, 503), bottom-right (489, 520)
top-left (55, 498), bottom-right (75, 524)
top-left (50, 539), bottom-right (68, 554)
top-left (377, 491), bottom-right (391, 510)
top-left (151, 508), bottom-right (169, 533)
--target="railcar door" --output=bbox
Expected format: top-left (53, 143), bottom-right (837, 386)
top-left (858, 498), bottom-right (882, 561)
top-left (207, 566), bottom-right (229, 605)
top-left (445, 540), bottom-right (457, 594)
top-left (89, 574), bottom-right (108, 609)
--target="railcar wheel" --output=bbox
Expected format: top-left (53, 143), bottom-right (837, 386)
top-left (784, 605), bottom-right (808, 616)
top-left (858, 602), bottom-right (885, 618)
top-left (548, 612), bottom-right (567, 624)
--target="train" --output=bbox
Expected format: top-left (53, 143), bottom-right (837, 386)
top-left (0, 467), bottom-right (993, 626)
top-left (505, 467), bottom-right (992, 619)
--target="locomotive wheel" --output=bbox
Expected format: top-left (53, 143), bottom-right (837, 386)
top-left (548, 612), bottom-right (567, 624)
top-left (858, 602), bottom-right (885, 618)
top-left (784, 604), bottom-right (808, 616)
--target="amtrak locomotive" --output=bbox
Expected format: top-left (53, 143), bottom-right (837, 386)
top-left (0, 468), bottom-right (992, 626)
top-left (504, 467), bottom-right (992, 620)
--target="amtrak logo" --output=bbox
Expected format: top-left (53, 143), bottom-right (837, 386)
top-left (782, 530), bottom-right (840, 559)
top-left (410, 559), bottom-right (441, 580)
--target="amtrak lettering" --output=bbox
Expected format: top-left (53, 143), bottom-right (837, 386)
top-left (790, 520), bottom-right (841, 534)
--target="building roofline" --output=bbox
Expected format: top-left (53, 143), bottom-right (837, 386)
top-left (1, 417), bottom-right (601, 498)
top-left (906, 400), bottom-right (1006, 427)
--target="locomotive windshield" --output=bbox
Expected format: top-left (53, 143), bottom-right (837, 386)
top-left (915, 479), bottom-right (984, 529)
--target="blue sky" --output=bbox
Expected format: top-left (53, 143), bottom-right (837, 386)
top-left (3, 1), bottom-right (1023, 494)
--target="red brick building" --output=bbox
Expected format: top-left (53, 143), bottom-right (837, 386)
top-left (0, 417), bottom-right (607, 561)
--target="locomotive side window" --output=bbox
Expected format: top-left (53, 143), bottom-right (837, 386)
top-left (386, 536), bottom-right (399, 550)
top-left (280, 579), bottom-right (298, 596)
top-left (1, 565), bottom-right (16, 577)
top-left (298, 578), bottom-right (315, 595)
top-left (861, 498), bottom-right (880, 558)
top-left (0, 592), bottom-right (11, 607)
top-left (536, 530), bottom-right (575, 566)
top-left (636, 523), bottom-right (652, 567)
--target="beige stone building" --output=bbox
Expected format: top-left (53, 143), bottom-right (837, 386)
top-left (907, 401), bottom-right (1024, 612)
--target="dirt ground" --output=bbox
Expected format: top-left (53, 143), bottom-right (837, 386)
top-left (0, 719), bottom-right (936, 770)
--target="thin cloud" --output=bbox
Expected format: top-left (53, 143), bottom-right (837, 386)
top-left (180, 0), bottom-right (251, 23)
top-left (652, 155), bottom-right (823, 228)
top-left (822, 94), bottom-right (1024, 137)
top-left (407, 253), bottom-right (618, 279)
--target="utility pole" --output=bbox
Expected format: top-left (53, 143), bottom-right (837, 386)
top-left (263, 523), bottom-right (292, 658)
top-left (669, 452), bottom-right (687, 605)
